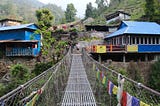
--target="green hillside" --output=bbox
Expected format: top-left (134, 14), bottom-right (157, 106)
top-left (107, 0), bottom-right (145, 20)
top-left (87, 0), bottom-right (146, 25)
top-left (0, 0), bottom-right (64, 23)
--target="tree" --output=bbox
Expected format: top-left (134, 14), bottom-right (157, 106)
top-left (35, 9), bottom-right (55, 55)
top-left (95, 0), bottom-right (105, 10)
top-left (145, 0), bottom-right (160, 23)
top-left (36, 9), bottom-right (54, 29)
top-left (65, 3), bottom-right (77, 22)
top-left (85, 2), bottom-right (94, 19)
top-left (145, 0), bottom-right (155, 21)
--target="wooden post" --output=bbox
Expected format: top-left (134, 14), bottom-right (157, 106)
top-left (98, 54), bottom-right (101, 63)
top-left (145, 54), bottom-right (148, 62)
top-left (154, 55), bottom-right (158, 61)
top-left (123, 54), bottom-right (126, 63)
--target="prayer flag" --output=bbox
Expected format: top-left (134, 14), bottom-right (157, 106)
top-left (102, 76), bottom-right (107, 87)
top-left (112, 85), bottom-right (118, 95)
top-left (96, 71), bottom-right (100, 80)
top-left (108, 80), bottom-right (114, 95)
top-left (100, 71), bottom-right (104, 81)
top-left (140, 101), bottom-right (150, 106)
top-left (121, 91), bottom-right (127, 106)
top-left (127, 93), bottom-right (132, 106)
top-left (132, 96), bottom-right (140, 106)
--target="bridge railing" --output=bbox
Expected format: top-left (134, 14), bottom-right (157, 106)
top-left (0, 48), bottom-right (72, 106)
top-left (82, 48), bottom-right (160, 106)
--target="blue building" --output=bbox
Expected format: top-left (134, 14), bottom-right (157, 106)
top-left (97, 21), bottom-right (160, 62)
top-left (0, 23), bottom-right (41, 57)
top-left (104, 21), bottom-right (160, 53)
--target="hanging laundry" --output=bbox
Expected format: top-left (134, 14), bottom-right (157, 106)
top-left (140, 101), bottom-right (150, 106)
top-left (132, 96), bottom-right (140, 106)
top-left (127, 93), bottom-right (132, 106)
top-left (108, 80), bottom-right (114, 95)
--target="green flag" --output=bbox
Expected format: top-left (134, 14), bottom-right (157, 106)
top-left (96, 71), bottom-right (100, 80)
top-left (102, 76), bottom-right (108, 88)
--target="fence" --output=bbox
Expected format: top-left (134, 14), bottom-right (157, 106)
top-left (0, 48), bottom-right (72, 106)
top-left (82, 48), bottom-right (160, 106)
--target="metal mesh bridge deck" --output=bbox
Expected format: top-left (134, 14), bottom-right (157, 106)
top-left (61, 54), bottom-right (96, 106)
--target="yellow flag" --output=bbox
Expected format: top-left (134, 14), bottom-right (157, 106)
top-left (25, 94), bottom-right (39, 106)
top-left (102, 76), bottom-right (106, 84)
top-left (140, 101), bottom-right (150, 106)
top-left (112, 85), bottom-right (118, 95)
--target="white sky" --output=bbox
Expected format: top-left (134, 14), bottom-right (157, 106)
top-left (38, 0), bottom-right (97, 18)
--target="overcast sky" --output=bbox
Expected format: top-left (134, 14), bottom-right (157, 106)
top-left (38, 0), bottom-right (97, 18)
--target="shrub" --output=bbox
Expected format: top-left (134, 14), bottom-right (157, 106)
top-left (32, 61), bottom-right (53, 76)
top-left (127, 61), bottom-right (142, 82)
top-left (11, 64), bottom-right (30, 85)
top-left (148, 60), bottom-right (160, 92)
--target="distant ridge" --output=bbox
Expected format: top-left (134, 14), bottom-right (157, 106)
top-left (0, 0), bottom-right (64, 23)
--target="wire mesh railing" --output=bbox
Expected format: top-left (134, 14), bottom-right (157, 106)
top-left (0, 48), bottom-right (72, 106)
top-left (82, 48), bottom-right (160, 106)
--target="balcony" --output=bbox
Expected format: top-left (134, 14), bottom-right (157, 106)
top-left (89, 44), bottom-right (160, 53)
top-left (6, 47), bottom-right (37, 56)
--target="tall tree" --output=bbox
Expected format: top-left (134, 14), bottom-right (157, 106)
top-left (85, 2), bottom-right (94, 18)
top-left (36, 9), bottom-right (55, 55)
top-left (95, 0), bottom-right (105, 10)
top-left (145, 0), bottom-right (154, 21)
top-left (65, 3), bottom-right (77, 22)
top-left (36, 9), bottom-right (54, 28)
top-left (153, 0), bottom-right (160, 23)
top-left (145, 0), bottom-right (160, 23)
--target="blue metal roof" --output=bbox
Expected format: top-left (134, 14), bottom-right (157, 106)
top-left (0, 23), bottom-right (38, 31)
top-left (105, 21), bottom-right (160, 39)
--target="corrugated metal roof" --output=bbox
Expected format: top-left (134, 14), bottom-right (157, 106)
top-left (0, 40), bottom-right (38, 43)
top-left (0, 23), bottom-right (37, 31)
top-left (105, 21), bottom-right (160, 39)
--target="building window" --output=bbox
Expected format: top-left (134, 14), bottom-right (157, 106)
top-left (114, 38), bottom-right (116, 45)
top-left (132, 37), bottom-right (135, 44)
top-left (156, 37), bottom-right (159, 44)
top-left (145, 37), bottom-right (147, 44)
top-left (120, 37), bottom-right (122, 45)
top-left (137, 37), bottom-right (139, 44)
top-left (141, 37), bottom-right (143, 44)
top-left (149, 37), bottom-right (151, 44)
top-left (153, 37), bottom-right (155, 44)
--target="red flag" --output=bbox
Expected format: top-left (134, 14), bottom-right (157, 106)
top-left (121, 91), bottom-right (127, 106)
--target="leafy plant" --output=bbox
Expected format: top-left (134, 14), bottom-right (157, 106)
top-left (11, 64), bottom-right (30, 82)
top-left (32, 61), bottom-right (53, 76)
top-left (127, 61), bottom-right (142, 82)
top-left (35, 9), bottom-right (55, 55)
top-left (148, 60), bottom-right (160, 92)
top-left (65, 3), bottom-right (77, 22)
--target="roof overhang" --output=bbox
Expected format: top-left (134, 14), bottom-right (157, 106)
top-left (0, 40), bottom-right (38, 43)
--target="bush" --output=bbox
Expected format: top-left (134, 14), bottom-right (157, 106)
top-left (127, 61), bottom-right (142, 82)
top-left (148, 60), bottom-right (160, 92)
top-left (32, 61), bottom-right (53, 76)
top-left (11, 64), bottom-right (30, 85)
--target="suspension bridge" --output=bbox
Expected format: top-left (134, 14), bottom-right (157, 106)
top-left (0, 48), bottom-right (160, 106)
